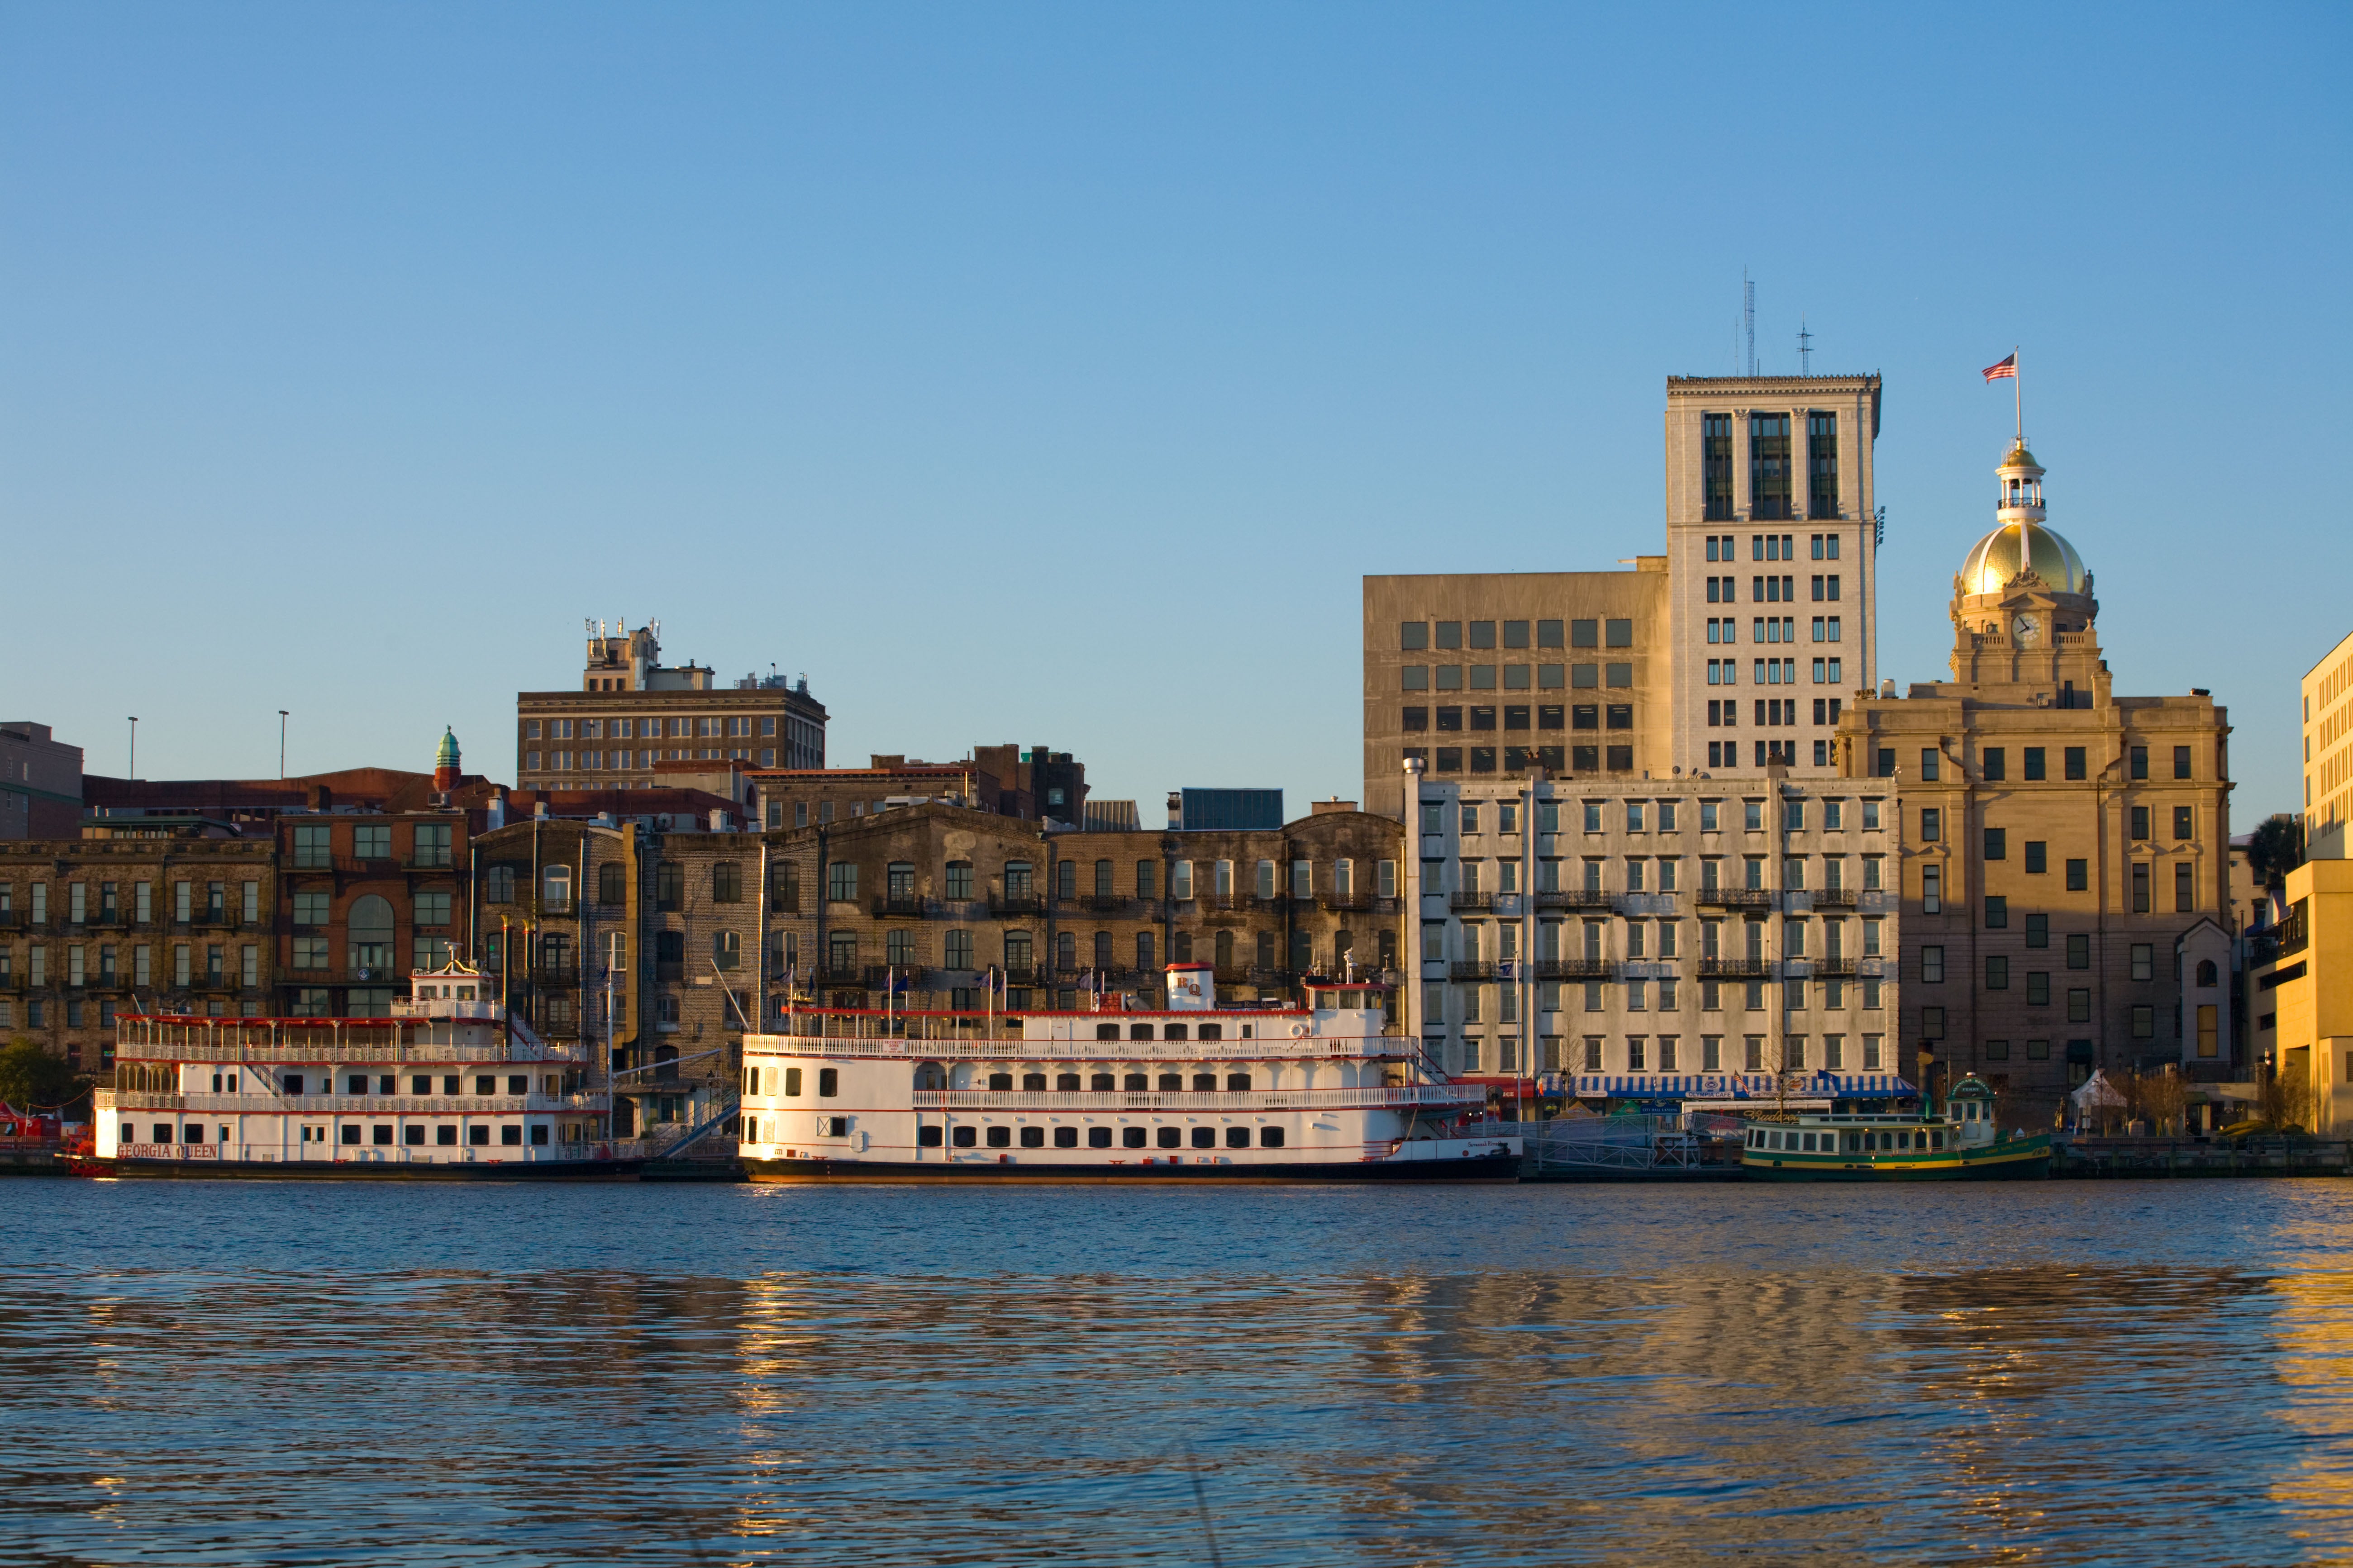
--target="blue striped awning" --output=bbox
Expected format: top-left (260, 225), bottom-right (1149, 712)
top-left (1557, 1071), bottom-right (1918, 1099)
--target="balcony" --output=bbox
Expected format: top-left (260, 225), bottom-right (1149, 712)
top-left (1697, 888), bottom-right (1774, 909)
top-left (1079, 894), bottom-right (1129, 914)
top-left (1813, 957), bottom-right (1858, 978)
top-left (1449, 891), bottom-right (1493, 911)
top-left (1697, 957), bottom-right (1770, 979)
top-left (813, 964), bottom-right (867, 986)
top-left (531, 962), bottom-right (581, 987)
top-left (1321, 894), bottom-right (1401, 915)
top-left (1534, 889), bottom-right (1615, 910)
top-left (403, 854), bottom-right (455, 870)
top-left (1535, 958), bottom-right (1615, 981)
top-left (990, 894), bottom-right (1048, 917)
top-left (1449, 960), bottom-right (1496, 980)
top-left (871, 895), bottom-right (932, 919)
top-left (1812, 888), bottom-right (1858, 909)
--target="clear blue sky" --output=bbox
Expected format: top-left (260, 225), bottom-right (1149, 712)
top-left (5, 3), bottom-right (2345, 825)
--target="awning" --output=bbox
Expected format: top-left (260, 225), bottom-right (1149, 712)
top-left (1567, 1071), bottom-right (1916, 1099)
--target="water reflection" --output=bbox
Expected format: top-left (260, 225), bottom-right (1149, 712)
top-left (3, 1185), bottom-right (2352, 1566)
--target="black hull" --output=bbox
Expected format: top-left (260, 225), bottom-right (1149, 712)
top-left (743, 1153), bottom-right (1522, 1184)
top-left (79, 1158), bottom-right (646, 1183)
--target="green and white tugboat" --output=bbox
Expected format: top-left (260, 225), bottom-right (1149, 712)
top-left (1739, 1072), bottom-right (2051, 1181)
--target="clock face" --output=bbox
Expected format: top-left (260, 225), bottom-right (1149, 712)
top-left (2013, 613), bottom-right (2042, 645)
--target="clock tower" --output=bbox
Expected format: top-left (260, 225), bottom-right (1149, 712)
top-left (1947, 440), bottom-right (2105, 704)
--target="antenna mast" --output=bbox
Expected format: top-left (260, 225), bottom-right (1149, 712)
top-left (1798, 318), bottom-right (1812, 375)
top-left (1743, 271), bottom-right (1756, 377)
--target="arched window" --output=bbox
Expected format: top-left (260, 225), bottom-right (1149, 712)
top-left (2196, 959), bottom-right (2218, 988)
top-left (1215, 930), bottom-right (1234, 971)
top-left (1004, 931), bottom-right (1032, 972)
top-left (543, 864), bottom-right (572, 912)
top-left (714, 931), bottom-right (742, 971)
top-left (1093, 931), bottom-right (1112, 969)
top-left (653, 1044), bottom-right (680, 1082)
top-left (1290, 927), bottom-right (1314, 973)
top-left (348, 895), bottom-right (395, 979)
top-left (1136, 931), bottom-right (1155, 971)
top-left (1056, 931), bottom-right (1077, 969)
top-left (1171, 930), bottom-right (1192, 963)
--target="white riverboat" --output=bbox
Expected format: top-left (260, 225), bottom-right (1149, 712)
top-left (738, 964), bottom-right (1520, 1183)
top-left (80, 963), bottom-right (643, 1179)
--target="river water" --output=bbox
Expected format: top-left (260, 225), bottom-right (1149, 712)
top-left (5, 1178), bottom-right (2353, 1566)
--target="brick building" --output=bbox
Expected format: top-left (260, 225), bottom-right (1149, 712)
top-left (0, 722), bottom-right (84, 839)
top-left (1834, 439), bottom-right (2234, 1125)
top-left (747, 744), bottom-right (1089, 830)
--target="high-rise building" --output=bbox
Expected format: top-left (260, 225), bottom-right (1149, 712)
top-left (1833, 438), bottom-right (2234, 1122)
top-left (1665, 375), bottom-right (1881, 777)
top-left (2300, 628), bottom-right (2353, 860)
top-left (0, 722), bottom-right (84, 839)
top-left (516, 622), bottom-right (827, 793)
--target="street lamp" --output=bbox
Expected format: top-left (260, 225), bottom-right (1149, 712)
top-left (279, 711), bottom-right (289, 778)
top-left (127, 717), bottom-right (137, 779)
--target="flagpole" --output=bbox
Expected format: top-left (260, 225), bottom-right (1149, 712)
top-left (2014, 345), bottom-right (2022, 440)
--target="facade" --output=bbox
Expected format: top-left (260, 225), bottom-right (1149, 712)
top-left (2255, 859), bottom-right (2353, 1131)
top-left (1664, 375), bottom-right (1882, 778)
top-left (272, 807), bottom-right (472, 1020)
top-left (2301, 628), bottom-right (2353, 860)
top-left (0, 722), bottom-right (84, 840)
top-left (0, 833), bottom-right (277, 1074)
top-left (517, 622), bottom-right (827, 793)
top-left (1833, 439), bottom-right (2235, 1124)
top-left (749, 746), bottom-right (1089, 830)
top-left (1362, 560), bottom-right (1673, 823)
top-left (1401, 760), bottom-right (1905, 1113)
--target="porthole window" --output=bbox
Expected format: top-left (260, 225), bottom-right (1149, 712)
top-left (1019, 1126), bottom-right (1045, 1148)
top-left (1190, 1127), bottom-right (1217, 1149)
top-left (985, 1126), bottom-right (1011, 1148)
top-left (952, 1126), bottom-right (977, 1148)
top-left (1053, 1126), bottom-right (1078, 1148)
top-left (1259, 1126), bottom-right (1285, 1148)
top-left (1225, 1127), bottom-right (1251, 1149)
top-left (1123, 1127), bottom-right (1148, 1148)
top-left (1157, 1127), bottom-right (1182, 1149)
top-left (1088, 1127), bottom-right (1113, 1149)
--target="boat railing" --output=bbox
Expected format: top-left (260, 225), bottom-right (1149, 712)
top-left (110, 1140), bottom-right (649, 1165)
top-left (748, 1035), bottom-right (1422, 1062)
top-left (110, 1090), bottom-right (607, 1116)
top-left (911, 1084), bottom-right (1478, 1112)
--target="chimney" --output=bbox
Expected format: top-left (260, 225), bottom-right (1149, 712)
top-left (534, 799), bottom-right (549, 820)
top-left (709, 808), bottom-right (728, 832)
top-left (1167, 791), bottom-right (1182, 830)
top-left (487, 790), bottom-right (508, 831)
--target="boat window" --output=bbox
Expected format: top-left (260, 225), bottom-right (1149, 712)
top-left (785, 1068), bottom-right (803, 1098)
top-left (1056, 1073), bottom-right (1081, 1092)
top-left (1226, 1127), bottom-right (1251, 1148)
top-left (1091, 1073), bottom-right (1115, 1091)
top-left (952, 1126), bottom-right (977, 1147)
top-left (1226, 1073), bottom-right (1252, 1091)
top-left (1159, 1073), bottom-right (1183, 1091)
top-left (1164, 1023), bottom-right (1188, 1041)
top-left (1801, 1133), bottom-right (1816, 1151)
top-left (818, 1069), bottom-right (838, 1098)
top-left (1261, 1126), bottom-right (1285, 1148)
top-left (918, 1126), bottom-right (943, 1147)
top-left (1932, 1130), bottom-right (1944, 1149)
top-left (1129, 1024), bottom-right (1154, 1041)
top-left (1157, 1127), bottom-right (1183, 1148)
top-left (1053, 1127), bottom-right (1078, 1148)
top-left (988, 1072), bottom-right (1014, 1091)
top-left (1191, 1127), bottom-right (1217, 1149)
top-left (986, 1126), bottom-right (1011, 1148)
top-left (1192, 1073), bottom-right (1218, 1092)
top-left (1197, 1024), bottom-right (1221, 1041)
top-left (1088, 1127), bottom-right (1113, 1148)
top-left (1124, 1127), bottom-right (1148, 1148)
top-left (1022, 1073), bottom-right (1048, 1091)
top-left (1096, 1024), bottom-right (1119, 1041)
top-left (1124, 1073), bottom-right (1149, 1091)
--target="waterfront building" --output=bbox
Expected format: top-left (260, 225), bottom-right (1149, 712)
top-left (0, 722), bottom-right (83, 839)
top-left (1832, 439), bottom-right (2234, 1125)
top-left (516, 621), bottom-right (828, 794)
top-left (748, 745), bottom-right (1090, 830)
top-left (1400, 758), bottom-right (1905, 1114)
top-left (2301, 628), bottom-right (2353, 860)
top-left (2253, 859), bottom-right (2352, 1131)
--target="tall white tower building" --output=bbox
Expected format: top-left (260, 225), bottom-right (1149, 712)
top-left (1663, 375), bottom-right (1881, 779)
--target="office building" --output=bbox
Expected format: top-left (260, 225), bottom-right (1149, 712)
top-left (0, 722), bottom-right (83, 840)
top-left (2301, 629), bottom-right (2353, 860)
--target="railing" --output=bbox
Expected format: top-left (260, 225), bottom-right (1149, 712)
top-left (1449, 891), bottom-right (1493, 911)
top-left (990, 894), bottom-right (1048, 916)
top-left (1813, 958), bottom-right (1858, 978)
top-left (1077, 894), bottom-right (1129, 913)
top-left (1812, 888), bottom-right (1858, 908)
top-left (1697, 957), bottom-right (1770, 978)
top-left (813, 965), bottom-right (867, 985)
top-left (871, 895), bottom-right (931, 918)
top-left (1534, 889), bottom-right (1615, 909)
top-left (112, 1140), bottom-right (648, 1165)
top-left (531, 963), bottom-right (581, 985)
top-left (756, 1031), bottom-right (1419, 1061)
top-left (1535, 959), bottom-right (1615, 980)
top-left (1449, 960), bottom-right (1495, 980)
top-left (112, 1091), bottom-right (605, 1115)
top-left (912, 1084), bottom-right (1479, 1112)
top-left (403, 855), bottom-right (455, 870)
top-left (1698, 888), bottom-right (1774, 908)
top-left (2278, 904), bottom-right (2310, 960)
top-left (1321, 895), bottom-right (1401, 915)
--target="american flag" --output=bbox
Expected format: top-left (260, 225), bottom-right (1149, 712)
top-left (1983, 352), bottom-right (2018, 382)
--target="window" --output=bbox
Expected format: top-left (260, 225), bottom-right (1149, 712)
top-left (2024, 841), bottom-right (2047, 874)
top-left (654, 860), bottom-right (683, 910)
top-left (2176, 861), bottom-right (2195, 913)
top-left (1986, 895), bottom-right (2008, 929)
top-left (2067, 934), bottom-right (2091, 969)
top-left (2068, 988), bottom-right (2092, 1023)
top-left (1983, 748), bottom-right (2006, 782)
top-left (1400, 622), bottom-right (1428, 650)
top-left (1703, 413), bottom-right (1734, 519)
top-left (2175, 746), bottom-right (2193, 780)
top-left (2130, 746), bottom-right (2148, 780)
top-left (1436, 621), bottom-right (1462, 648)
top-left (598, 862), bottom-right (628, 905)
top-left (2172, 806), bottom-right (2194, 841)
top-left (2026, 913), bottom-right (2048, 948)
top-left (2132, 862), bottom-right (2151, 913)
top-left (2130, 943), bottom-right (2153, 982)
top-left (712, 862), bottom-right (743, 903)
top-left (2130, 806), bottom-right (2150, 841)
top-left (292, 824), bottom-right (331, 870)
top-left (1750, 413), bottom-right (1792, 520)
top-left (1921, 946), bottom-right (1944, 984)
top-left (1920, 808), bottom-right (1941, 842)
top-left (1807, 412), bottom-right (1839, 518)
top-left (828, 863), bottom-right (858, 903)
top-left (2065, 747), bottom-right (2087, 781)
top-left (1922, 865), bottom-right (1942, 914)
top-left (1986, 955), bottom-right (2009, 990)
top-left (2024, 747), bottom-right (2046, 781)
top-left (2066, 859), bottom-right (2088, 892)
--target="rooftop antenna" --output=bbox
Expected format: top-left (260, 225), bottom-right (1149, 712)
top-left (1798, 318), bottom-right (1812, 375)
top-left (1743, 270), bottom-right (1756, 377)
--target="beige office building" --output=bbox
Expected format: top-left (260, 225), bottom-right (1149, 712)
top-left (1362, 374), bottom-right (1881, 821)
top-left (2301, 628), bottom-right (2353, 860)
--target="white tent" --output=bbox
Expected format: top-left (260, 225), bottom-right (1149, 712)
top-left (2069, 1069), bottom-right (2127, 1111)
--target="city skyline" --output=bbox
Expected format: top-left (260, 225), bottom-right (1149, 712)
top-left (6, 4), bottom-right (2345, 821)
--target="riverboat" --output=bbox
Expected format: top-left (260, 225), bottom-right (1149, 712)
top-left (738, 965), bottom-right (1520, 1183)
top-left (78, 963), bottom-right (643, 1179)
top-left (1738, 1074), bottom-right (2051, 1181)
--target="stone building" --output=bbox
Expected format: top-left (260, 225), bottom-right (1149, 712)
top-left (748, 745), bottom-right (1089, 831)
top-left (1402, 759), bottom-right (1904, 1113)
top-left (0, 832), bottom-right (276, 1074)
top-left (517, 621), bottom-right (828, 793)
top-left (1833, 439), bottom-right (2235, 1124)
top-left (2301, 627), bottom-right (2353, 861)
top-left (269, 806), bottom-right (472, 1019)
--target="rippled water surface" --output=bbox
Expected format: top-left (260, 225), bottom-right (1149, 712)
top-left (8, 1178), bottom-right (2353, 1566)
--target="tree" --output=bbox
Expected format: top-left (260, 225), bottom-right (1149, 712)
top-left (2250, 814), bottom-right (2305, 895)
top-left (0, 1038), bottom-right (81, 1112)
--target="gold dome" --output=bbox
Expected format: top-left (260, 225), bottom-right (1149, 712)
top-left (1998, 442), bottom-right (2043, 472)
top-left (1959, 520), bottom-right (2087, 597)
